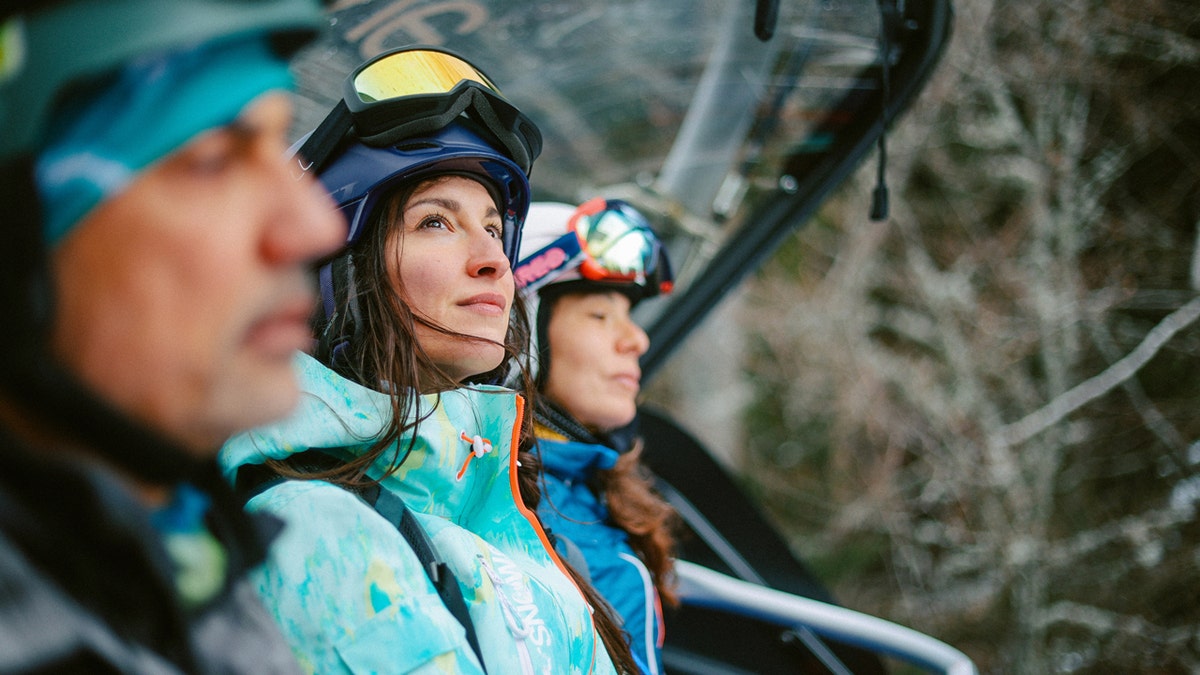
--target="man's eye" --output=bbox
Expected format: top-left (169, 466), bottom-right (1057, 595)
top-left (176, 134), bottom-right (237, 175)
top-left (187, 153), bottom-right (232, 174)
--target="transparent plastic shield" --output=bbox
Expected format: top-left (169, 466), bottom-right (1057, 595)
top-left (290, 0), bottom-right (893, 324)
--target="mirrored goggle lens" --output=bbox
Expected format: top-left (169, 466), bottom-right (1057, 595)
top-left (352, 49), bottom-right (503, 103)
top-left (571, 204), bottom-right (668, 286)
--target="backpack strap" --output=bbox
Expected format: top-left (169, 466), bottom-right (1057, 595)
top-left (235, 451), bottom-right (488, 672)
top-left (366, 487), bottom-right (487, 672)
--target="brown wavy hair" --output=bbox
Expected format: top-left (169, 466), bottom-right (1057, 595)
top-left (272, 174), bottom-right (638, 673)
top-left (600, 443), bottom-right (680, 607)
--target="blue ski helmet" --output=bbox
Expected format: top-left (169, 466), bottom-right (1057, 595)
top-left (313, 118), bottom-right (531, 369)
top-left (317, 119), bottom-right (529, 264)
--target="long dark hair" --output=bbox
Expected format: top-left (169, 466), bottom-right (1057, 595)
top-left (273, 173), bottom-right (638, 673)
top-left (602, 444), bottom-right (680, 608)
top-left (276, 174), bottom-right (531, 485)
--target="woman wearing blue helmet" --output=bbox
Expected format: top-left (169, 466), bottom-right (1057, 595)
top-left (219, 47), bottom-right (635, 674)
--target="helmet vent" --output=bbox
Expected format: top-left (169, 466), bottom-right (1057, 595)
top-left (393, 140), bottom-right (441, 153)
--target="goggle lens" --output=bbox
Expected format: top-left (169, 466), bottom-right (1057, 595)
top-left (570, 199), bottom-right (673, 293)
top-left (351, 50), bottom-right (503, 103)
top-left (295, 47), bottom-right (541, 179)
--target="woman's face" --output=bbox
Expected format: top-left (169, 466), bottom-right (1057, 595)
top-left (386, 175), bottom-right (514, 383)
top-left (543, 291), bottom-right (650, 432)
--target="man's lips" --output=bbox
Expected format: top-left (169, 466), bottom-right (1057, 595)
top-left (245, 295), bottom-right (315, 354)
top-left (459, 292), bottom-right (508, 316)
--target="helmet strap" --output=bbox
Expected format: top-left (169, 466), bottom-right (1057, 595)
top-left (315, 252), bottom-right (363, 378)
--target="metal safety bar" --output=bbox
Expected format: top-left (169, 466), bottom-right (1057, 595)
top-left (675, 560), bottom-right (979, 675)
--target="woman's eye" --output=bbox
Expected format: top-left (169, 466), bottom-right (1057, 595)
top-left (486, 223), bottom-right (503, 240)
top-left (417, 214), bottom-right (450, 230)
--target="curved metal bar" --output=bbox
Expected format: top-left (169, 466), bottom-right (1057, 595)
top-left (675, 560), bottom-right (979, 675)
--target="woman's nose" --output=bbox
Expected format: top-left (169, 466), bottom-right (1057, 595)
top-left (467, 228), bottom-right (510, 278)
top-left (619, 318), bottom-right (650, 356)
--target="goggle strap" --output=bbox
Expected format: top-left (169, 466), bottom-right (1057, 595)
top-left (656, 246), bottom-right (675, 293)
top-left (356, 94), bottom-right (473, 148)
top-left (295, 99), bottom-right (353, 177)
top-left (354, 88), bottom-right (533, 175)
top-left (513, 232), bottom-right (585, 292)
top-left (467, 92), bottom-right (532, 174)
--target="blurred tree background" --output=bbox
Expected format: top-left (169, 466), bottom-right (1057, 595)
top-left (652, 0), bottom-right (1200, 672)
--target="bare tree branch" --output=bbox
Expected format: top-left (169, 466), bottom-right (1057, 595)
top-left (996, 295), bottom-right (1200, 447)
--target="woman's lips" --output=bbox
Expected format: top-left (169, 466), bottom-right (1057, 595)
top-left (459, 292), bottom-right (508, 316)
top-left (612, 371), bottom-right (641, 392)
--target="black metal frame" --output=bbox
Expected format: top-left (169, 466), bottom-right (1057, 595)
top-left (642, 0), bottom-right (954, 380)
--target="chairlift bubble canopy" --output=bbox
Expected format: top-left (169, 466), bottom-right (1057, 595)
top-left (292, 0), bottom-right (951, 380)
top-left (291, 3), bottom-right (961, 672)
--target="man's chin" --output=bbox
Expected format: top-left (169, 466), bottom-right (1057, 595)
top-left (213, 364), bottom-right (302, 440)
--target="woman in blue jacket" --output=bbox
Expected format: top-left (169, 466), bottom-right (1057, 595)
top-left (219, 48), bottom-right (635, 675)
top-left (512, 199), bottom-right (681, 674)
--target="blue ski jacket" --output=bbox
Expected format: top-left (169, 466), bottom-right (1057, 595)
top-left (534, 433), bottom-right (664, 674)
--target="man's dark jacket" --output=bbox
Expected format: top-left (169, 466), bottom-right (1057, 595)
top-left (0, 426), bottom-right (301, 674)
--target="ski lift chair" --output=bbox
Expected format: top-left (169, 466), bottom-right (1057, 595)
top-left (639, 406), bottom-right (977, 675)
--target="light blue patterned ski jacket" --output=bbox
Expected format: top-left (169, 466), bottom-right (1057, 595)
top-left (219, 353), bottom-right (618, 675)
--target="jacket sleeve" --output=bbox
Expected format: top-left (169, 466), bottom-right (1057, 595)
top-left (244, 480), bottom-right (487, 675)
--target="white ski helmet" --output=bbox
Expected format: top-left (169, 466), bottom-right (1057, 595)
top-left (513, 198), bottom-right (673, 386)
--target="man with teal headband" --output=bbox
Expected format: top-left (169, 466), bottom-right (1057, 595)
top-left (0, 1), bottom-right (345, 672)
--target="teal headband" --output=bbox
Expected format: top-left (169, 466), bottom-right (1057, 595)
top-left (35, 35), bottom-right (294, 244)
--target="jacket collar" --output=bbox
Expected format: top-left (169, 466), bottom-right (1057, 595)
top-left (533, 431), bottom-right (619, 481)
top-left (220, 352), bottom-right (524, 519)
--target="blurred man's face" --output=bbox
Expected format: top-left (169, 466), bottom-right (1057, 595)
top-left (50, 94), bottom-right (345, 453)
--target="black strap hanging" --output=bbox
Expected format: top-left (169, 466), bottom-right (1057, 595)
top-left (369, 488), bottom-right (487, 671)
top-left (871, 0), bottom-right (899, 221)
top-left (236, 451), bottom-right (488, 672)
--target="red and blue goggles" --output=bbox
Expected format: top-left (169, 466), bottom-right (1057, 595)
top-left (515, 198), bottom-right (674, 297)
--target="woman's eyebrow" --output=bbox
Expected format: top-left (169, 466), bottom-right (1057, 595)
top-left (406, 196), bottom-right (501, 217)
top-left (406, 196), bottom-right (461, 212)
